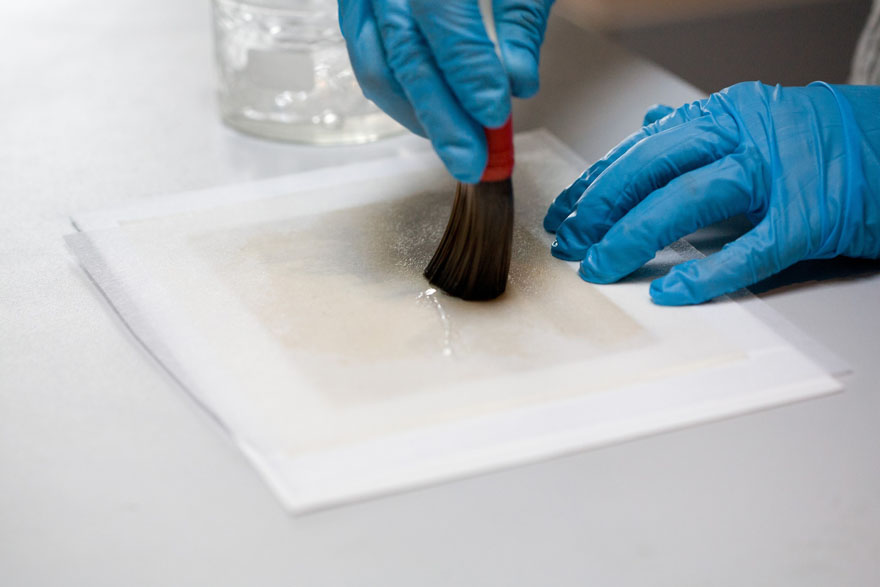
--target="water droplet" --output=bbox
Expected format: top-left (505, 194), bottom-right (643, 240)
top-left (417, 288), bottom-right (453, 358)
top-left (274, 91), bottom-right (293, 107)
top-left (320, 111), bottom-right (340, 127)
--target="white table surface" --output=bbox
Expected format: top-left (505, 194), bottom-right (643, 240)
top-left (2, 2), bottom-right (879, 585)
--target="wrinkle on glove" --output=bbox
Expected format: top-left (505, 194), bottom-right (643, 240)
top-left (339, 0), bottom-right (554, 183)
top-left (545, 81), bottom-right (880, 305)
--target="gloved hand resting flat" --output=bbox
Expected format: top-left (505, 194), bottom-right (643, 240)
top-left (544, 82), bottom-right (880, 305)
top-left (338, 0), bottom-right (553, 183)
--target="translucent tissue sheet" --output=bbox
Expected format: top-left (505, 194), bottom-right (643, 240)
top-left (68, 130), bottom-right (841, 512)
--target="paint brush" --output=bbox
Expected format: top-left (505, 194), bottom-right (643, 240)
top-left (423, 0), bottom-right (514, 301)
top-left (424, 120), bottom-right (514, 300)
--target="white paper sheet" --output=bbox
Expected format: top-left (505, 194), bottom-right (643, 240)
top-left (67, 130), bottom-right (842, 513)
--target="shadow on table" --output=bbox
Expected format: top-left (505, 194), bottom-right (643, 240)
top-left (748, 257), bottom-right (880, 297)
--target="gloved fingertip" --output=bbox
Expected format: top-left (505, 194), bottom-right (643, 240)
top-left (440, 143), bottom-right (486, 184)
top-left (578, 247), bottom-right (618, 284)
top-left (550, 238), bottom-right (582, 262)
top-left (642, 104), bottom-right (675, 126)
top-left (649, 263), bottom-right (706, 306)
top-left (649, 279), bottom-right (688, 306)
top-left (480, 98), bottom-right (512, 130)
top-left (450, 163), bottom-right (485, 185)
top-left (501, 43), bottom-right (540, 98)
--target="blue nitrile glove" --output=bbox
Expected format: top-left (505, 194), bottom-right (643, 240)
top-left (544, 82), bottom-right (880, 305)
top-left (338, 0), bottom-right (553, 183)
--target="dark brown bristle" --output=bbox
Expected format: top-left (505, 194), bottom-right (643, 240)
top-left (424, 178), bottom-right (514, 301)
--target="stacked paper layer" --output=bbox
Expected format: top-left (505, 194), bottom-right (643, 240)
top-left (67, 130), bottom-right (841, 513)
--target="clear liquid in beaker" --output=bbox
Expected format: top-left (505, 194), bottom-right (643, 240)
top-left (212, 0), bottom-right (404, 145)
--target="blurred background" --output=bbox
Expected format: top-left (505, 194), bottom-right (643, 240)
top-left (556, 0), bottom-right (873, 92)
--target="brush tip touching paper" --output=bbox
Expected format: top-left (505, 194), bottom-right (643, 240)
top-left (424, 178), bottom-right (514, 301)
top-left (424, 117), bottom-right (515, 301)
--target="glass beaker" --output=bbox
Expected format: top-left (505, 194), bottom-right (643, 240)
top-left (212, 0), bottom-right (404, 145)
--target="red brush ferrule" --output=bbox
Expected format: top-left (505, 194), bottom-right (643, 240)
top-left (480, 117), bottom-right (514, 182)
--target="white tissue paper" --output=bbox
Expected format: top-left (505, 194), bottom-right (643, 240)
top-left (68, 130), bottom-right (842, 513)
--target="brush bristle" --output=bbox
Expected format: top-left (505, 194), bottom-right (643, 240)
top-left (424, 178), bottom-right (514, 301)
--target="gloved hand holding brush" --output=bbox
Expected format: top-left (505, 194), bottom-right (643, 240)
top-left (338, 0), bottom-right (554, 183)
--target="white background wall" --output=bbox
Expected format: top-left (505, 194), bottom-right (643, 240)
top-left (558, 0), bottom-right (873, 91)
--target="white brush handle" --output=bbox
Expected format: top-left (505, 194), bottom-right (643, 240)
top-left (477, 0), bottom-right (514, 181)
top-left (478, 0), bottom-right (500, 55)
